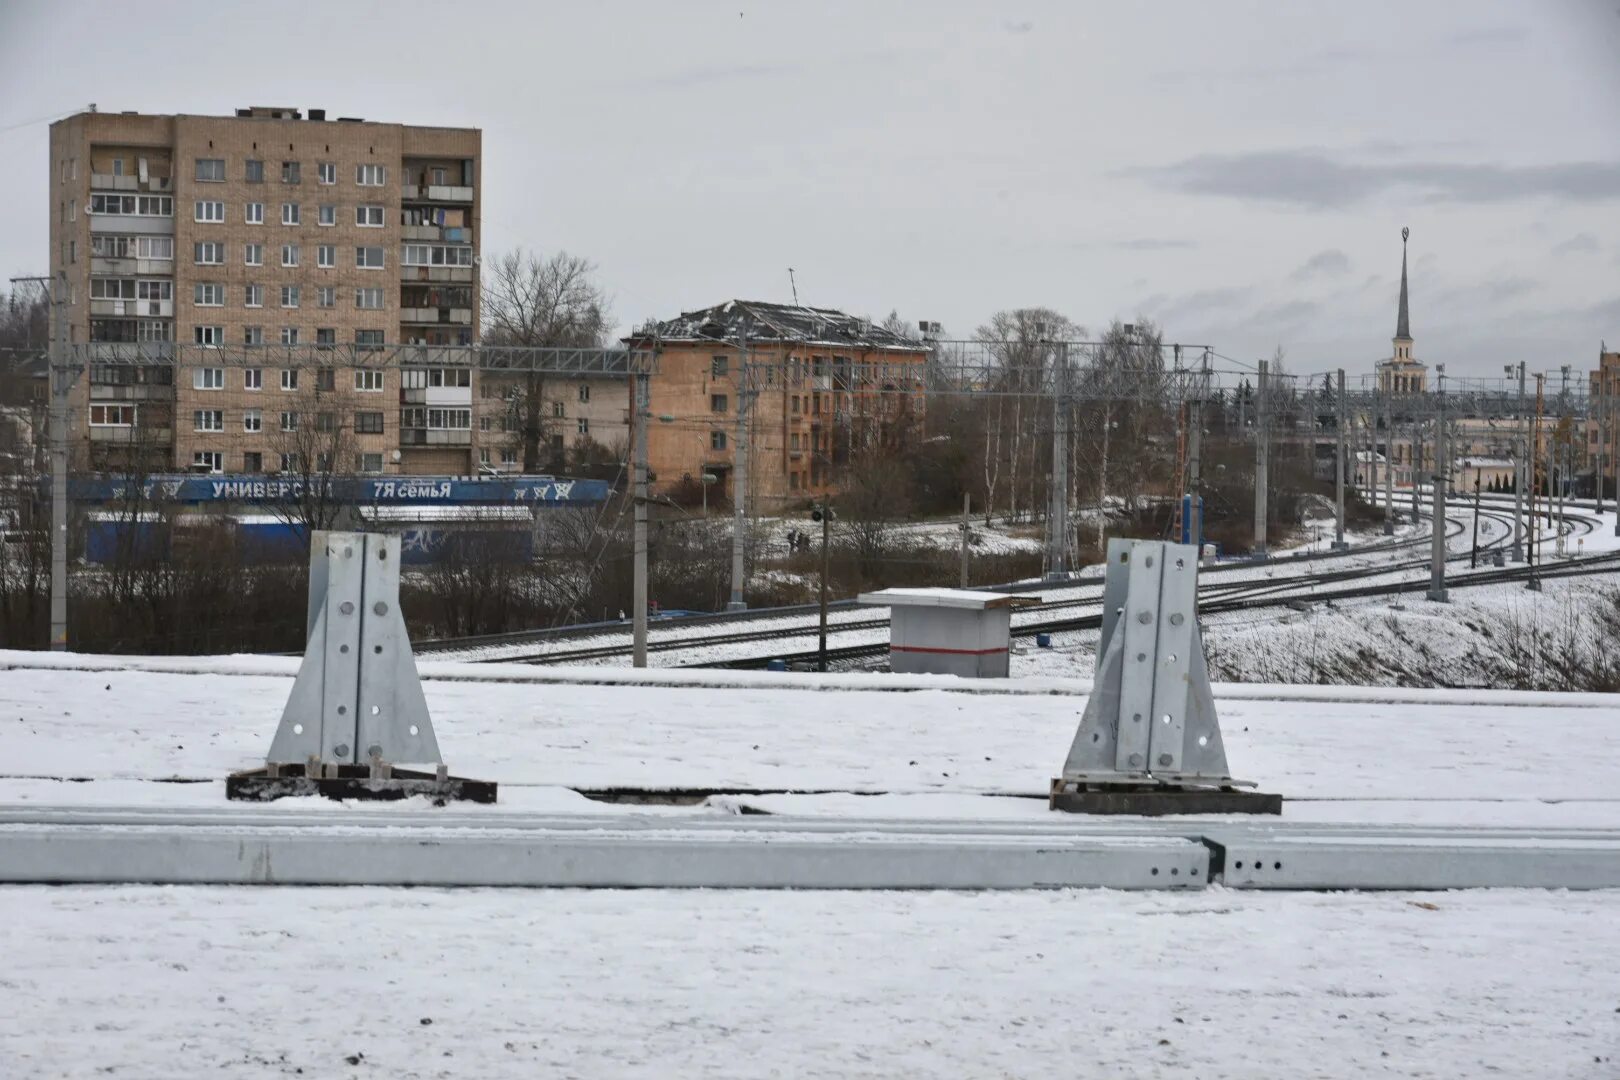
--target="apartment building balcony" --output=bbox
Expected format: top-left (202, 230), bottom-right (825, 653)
top-left (89, 383), bottom-right (173, 402)
top-left (90, 299), bottom-right (173, 319)
top-left (89, 256), bottom-right (173, 277)
top-left (399, 387), bottom-right (473, 406)
top-left (398, 428), bottom-right (472, 446)
top-left (402, 224), bottom-right (441, 241)
top-left (400, 265), bottom-right (475, 285)
top-left (89, 426), bottom-right (172, 445)
top-left (400, 307), bottom-right (473, 326)
top-left (401, 185), bottom-right (474, 203)
top-left (84, 343), bottom-right (176, 363)
top-left (89, 214), bottom-right (173, 236)
top-left (91, 174), bottom-right (171, 193)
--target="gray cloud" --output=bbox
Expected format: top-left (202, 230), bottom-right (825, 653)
top-left (1441, 25), bottom-right (1530, 47)
top-left (1001, 20), bottom-right (1034, 34)
top-left (1073, 237), bottom-right (1196, 252)
top-left (1124, 151), bottom-right (1620, 208)
top-left (1292, 249), bottom-right (1351, 282)
top-left (1551, 233), bottom-right (1600, 255)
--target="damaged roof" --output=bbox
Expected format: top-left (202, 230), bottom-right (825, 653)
top-left (636, 300), bottom-right (929, 352)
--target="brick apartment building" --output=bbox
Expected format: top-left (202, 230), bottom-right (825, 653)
top-left (48, 105), bottom-right (495, 476)
top-left (627, 301), bottom-right (929, 508)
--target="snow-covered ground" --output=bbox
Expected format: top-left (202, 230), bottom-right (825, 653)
top-left (4, 884), bottom-right (1618, 1079)
top-left (3, 651), bottom-right (1617, 826)
top-left (2, 651), bottom-right (1619, 1077)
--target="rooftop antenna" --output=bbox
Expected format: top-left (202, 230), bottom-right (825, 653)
top-left (788, 267), bottom-right (800, 307)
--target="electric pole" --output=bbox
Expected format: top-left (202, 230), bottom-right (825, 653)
top-left (1508, 362), bottom-right (1525, 561)
top-left (812, 503), bottom-right (834, 671)
top-left (1528, 373), bottom-right (1544, 591)
top-left (1333, 368), bottom-right (1347, 550)
top-left (1428, 364), bottom-right (1447, 602)
top-left (727, 320), bottom-right (750, 611)
top-left (1045, 342), bottom-right (1069, 580)
top-left (959, 492), bottom-right (971, 588)
top-left (1381, 388), bottom-right (1394, 534)
top-left (49, 268), bottom-right (70, 651)
top-left (632, 370), bottom-right (650, 667)
top-left (1253, 358), bottom-right (1268, 558)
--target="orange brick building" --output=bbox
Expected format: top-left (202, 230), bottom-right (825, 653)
top-left (628, 301), bottom-right (929, 509)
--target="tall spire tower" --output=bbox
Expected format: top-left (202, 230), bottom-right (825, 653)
top-left (1395, 225), bottom-right (1411, 342)
top-left (1377, 226), bottom-right (1426, 394)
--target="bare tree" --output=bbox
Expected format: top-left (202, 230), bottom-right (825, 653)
top-left (975, 309), bottom-right (1083, 522)
top-left (482, 249), bottom-right (612, 471)
top-left (266, 374), bottom-right (357, 535)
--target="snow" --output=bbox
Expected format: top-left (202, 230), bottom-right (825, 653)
top-left (3, 885), bottom-right (1618, 1079)
top-left (856, 586), bottom-right (1038, 609)
top-left (2, 651), bottom-right (1617, 827)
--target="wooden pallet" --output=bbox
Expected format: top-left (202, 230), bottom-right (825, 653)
top-left (1049, 778), bottom-right (1281, 816)
top-left (228, 764), bottom-right (496, 805)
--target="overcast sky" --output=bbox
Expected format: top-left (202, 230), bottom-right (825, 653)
top-left (2, 0), bottom-right (1617, 379)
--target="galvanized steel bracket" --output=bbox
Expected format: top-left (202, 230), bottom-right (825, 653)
top-left (1057, 539), bottom-right (1261, 798)
top-left (267, 531), bottom-right (440, 767)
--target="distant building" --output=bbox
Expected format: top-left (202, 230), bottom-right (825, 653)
top-left (1375, 229), bottom-right (1427, 396)
top-left (49, 106), bottom-right (482, 476)
top-left (628, 300), bottom-right (929, 507)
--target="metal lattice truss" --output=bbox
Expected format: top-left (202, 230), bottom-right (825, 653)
top-left (58, 342), bottom-right (656, 380)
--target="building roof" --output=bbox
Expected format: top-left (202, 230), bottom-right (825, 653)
top-left (637, 300), bottom-right (929, 352)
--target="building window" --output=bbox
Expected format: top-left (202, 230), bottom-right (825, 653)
top-left (791, 433), bottom-right (800, 450)
top-left (317, 286), bottom-right (336, 308)
top-left (355, 246), bottom-right (384, 269)
top-left (315, 366), bottom-right (336, 390)
top-left (356, 164), bottom-right (385, 186)
top-left (193, 451), bottom-right (224, 474)
top-left (194, 201), bottom-right (224, 223)
top-left (478, 447), bottom-right (491, 465)
top-left (90, 279), bottom-right (135, 300)
top-left (136, 236), bottom-right (173, 260)
top-left (243, 451), bottom-right (263, 473)
top-left (355, 452), bottom-right (383, 473)
top-left (577, 418), bottom-right (589, 435)
top-left (280, 411), bottom-right (299, 432)
top-left (355, 411), bottom-right (384, 434)
top-left (281, 203), bottom-right (300, 226)
top-left (315, 411), bottom-right (336, 433)
top-left (355, 287), bottom-right (384, 310)
top-left (245, 159), bottom-right (264, 184)
top-left (281, 161), bottom-right (301, 184)
top-left (245, 202), bottom-right (264, 225)
top-left (500, 448), bottom-right (517, 468)
top-left (110, 159), bottom-right (123, 177)
top-left (279, 453), bottom-right (300, 472)
top-left (711, 430), bottom-right (727, 451)
top-left (281, 368), bottom-right (298, 391)
top-left (193, 283), bottom-right (223, 306)
top-left (244, 283), bottom-right (263, 308)
top-left (281, 244), bottom-right (299, 267)
top-left (577, 384), bottom-right (591, 403)
top-left (138, 320), bottom-right (173, 342)
top-left (317, 245), bottom-right (335, 268)
top-left (711, 355), bottom-right (728, 377)
top-left (790, 472), bottom-right (800, 491)
top-left (280, 328), bottom-right (299, 346)
top-left (791, 396), bottom-right (800, 414)
top-left (195, 158), bottom-right (225, 182)
top-left (551, 401), bottom-right (565, 418)
top-left (244, 367), bottom-right (263, 389)
top-left (194, 409), bottom-right (224, 432)
top-left (316, 329), bottom-right (336, 349)
top-left (710, 394), bottom-right (728, 413)
top-left (244, 327), bottom-right (264, 346)
top-left (243, 409), bottom-right (262, 433)
top-left (431, 167), bottom-right (448, 186)
top-left (281, 285), bottom-right (300, 308)
top-left (317, 162), bottom-right (336, 185)
top-left (479, 416), bottom-right (492, 432)
top-left (194, 325), bottom-right (225, 347)
top-left (89, 404), bottom-right (136, 426)
top-left (244, 243), bottom-right (264, 266)
top-left (354, 370), bottom-right (384, 391)
top-left (355, 329), bottom-right (384, 351)
top-left (355, 205), bottom-right (384, 227)
top-left (194, 242), bottom-right (224, 265)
